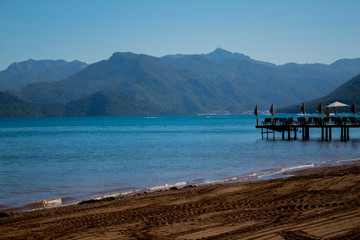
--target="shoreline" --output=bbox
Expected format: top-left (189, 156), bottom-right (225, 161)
top-left (1, 163), bottom-right (360, 239)
top-left (2, 158), bottom-right (359, 214)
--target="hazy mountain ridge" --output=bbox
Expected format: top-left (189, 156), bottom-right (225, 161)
top-left (0, 59), bottom-right (88, 90)
top-left (2, 49), bottom-right (360, 116)
top-left (280, 58), bottom-right (360, 80)
top-left (164, 48), bottom-right (276, 67)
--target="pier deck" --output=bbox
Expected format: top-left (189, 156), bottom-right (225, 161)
top-left (256, 116), bottom-right (360, 141)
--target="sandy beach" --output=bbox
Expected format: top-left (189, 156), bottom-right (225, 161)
top-left (1, 163), bottom-right (360, 239)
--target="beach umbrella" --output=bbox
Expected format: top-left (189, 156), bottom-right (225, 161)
top-left (326, 101), bottom-right (349, 108)
top-left (316, 102), bottom-right (323, 116)
top-left (300, 103), bottom-right (306, 115)
top-left (326, 101), bottom-right (348, 115)
top-left (350, 102), bottom-right (356, 116)
top-left (254, 104), bottom-right (258, 117)
top-left (270, 104), bottom-right (274, 116)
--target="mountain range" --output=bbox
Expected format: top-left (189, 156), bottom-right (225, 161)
top-left (0, 59), bottom-right (87, 90)
top-left (1, 48), bottom-right (360, 117)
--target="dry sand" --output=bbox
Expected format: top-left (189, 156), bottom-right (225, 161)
top-left (1, 164), bottom-right (360, 239)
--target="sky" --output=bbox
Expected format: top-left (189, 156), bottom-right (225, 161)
top-left (1, 0), bottom-right (360, 70)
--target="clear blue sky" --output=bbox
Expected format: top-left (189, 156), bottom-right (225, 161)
top-left (1, 0), bottom-right (359, 70)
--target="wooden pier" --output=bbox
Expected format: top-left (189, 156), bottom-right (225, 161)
top-left (256, 116), bottom-right (360, 141)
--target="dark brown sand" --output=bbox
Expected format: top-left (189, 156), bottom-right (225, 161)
top-left (1, 164), bottom-right (360, 239)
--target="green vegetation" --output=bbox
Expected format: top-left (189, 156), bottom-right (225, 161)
top-left (0, 91), bottom-right (65, 117)
top-left (0, 90), bottom-right (166, 118)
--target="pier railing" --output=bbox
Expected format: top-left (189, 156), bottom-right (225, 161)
top-left (257, 116), bottom-right (360, 141)
top-left (261, 117), bottom-right (360, 126)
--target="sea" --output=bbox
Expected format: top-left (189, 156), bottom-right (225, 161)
top-left (1, 114), bottom-right (360, 212)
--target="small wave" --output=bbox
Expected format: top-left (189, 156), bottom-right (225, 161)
top-left (195, 164), bottom-right (317, 187)
top-left (336, 158), bottom-right (360, 164)
top-left (37, 198), bottom-right (62, 208)
top-left (196, 179), bottom-right (230, 185)
top-left (90, 190), bottom-right (142, 200)
top-left (257, 164), bottom-right (315, 178)
top-left (278, 164), bottom-right (316, 173)
top-left (196, 173), bottom-right (259, 186)
top-left (95, 187), bottom-right (135, 195)
top-left (13, 198), bottom-right (63, 212)
top-left (146, 181), bottom-right (188, 191)
top-left (236, 172), bottom-right (259, 180)
top-left (61, 197), bottom-right (75, 204)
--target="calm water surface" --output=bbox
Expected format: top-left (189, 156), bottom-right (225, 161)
top-left (1, 115), bottom-right (359, 211)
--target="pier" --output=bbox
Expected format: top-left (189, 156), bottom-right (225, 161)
top-left (256, 116), bottom-right (360, 141)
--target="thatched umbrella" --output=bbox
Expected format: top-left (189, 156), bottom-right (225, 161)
top-left (326, 101), bottom-right (349, 108)
top-left (326, 101), bottom-right (348, 115)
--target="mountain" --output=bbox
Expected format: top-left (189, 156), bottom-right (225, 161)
top-left (162, 50), bottom-right (354, 110)
top-left (18, 52), bottom-right (225, 113)
top-left (0, 90), bottom-right (166, 117)
top-left (280, 58), bottom-right (360, 81)
top-left (0, 59), bottom-right (87, 90)
top-left (203, 48), bottom-right (276, 67)
top-left (279, 74), bottom-right (360, 113)
top-left (164, 48), bottom-right (276, 67)
top-left (65, 90), bottom-right (165, 116)
top-left (204, 48), bottom-right (252, 62)
top-left (11, 49), bottom-right (360, 114)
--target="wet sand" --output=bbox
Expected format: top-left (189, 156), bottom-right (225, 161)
top-left (1, 163), bottom-right (360, 239)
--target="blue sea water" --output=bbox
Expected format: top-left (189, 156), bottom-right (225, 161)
top-left (0, 114), bottom-right (359, 211)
